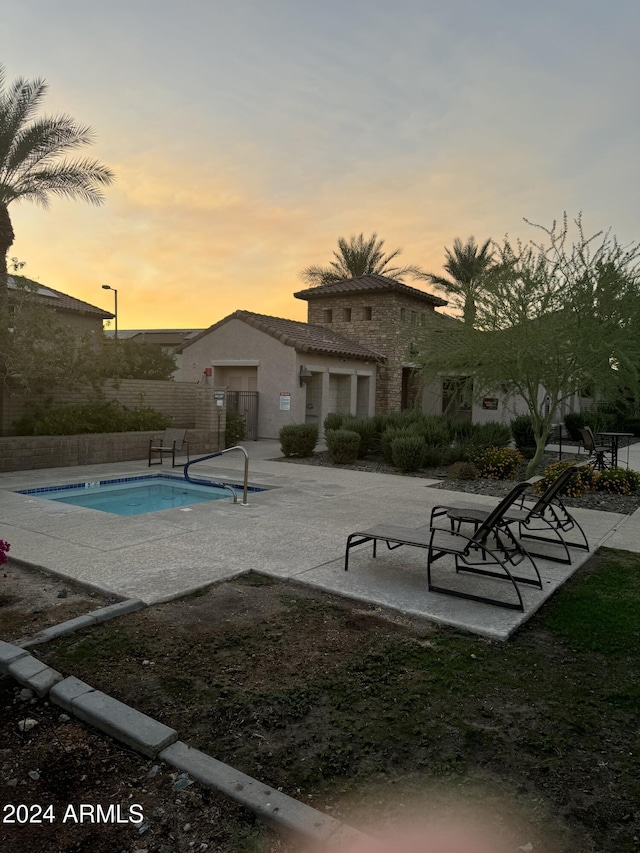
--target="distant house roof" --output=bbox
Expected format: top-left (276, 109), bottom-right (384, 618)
top-left (179, 310), bottom-right (386, 361)
top-left (8, 275), bottom-right (114, 319)
top-left (104, 329), bottom-right (204, 345)
top-left (293, 273), bottom-right (448, 307)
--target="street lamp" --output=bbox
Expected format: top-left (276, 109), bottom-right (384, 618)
top-left (101, 285), bottom-right (118, 340)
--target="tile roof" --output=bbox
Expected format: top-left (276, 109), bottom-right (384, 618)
top-left (105, 329), bottom-right (204, 343)
top-left (293, 273), bottom-right (448, 307)
top-left (179, 310), bottom-right (386, 361)
top-left (8, 275), bottom-right (114, 318)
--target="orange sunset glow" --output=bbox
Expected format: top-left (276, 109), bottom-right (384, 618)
top-left (4, 2), bottom-right (639, 330)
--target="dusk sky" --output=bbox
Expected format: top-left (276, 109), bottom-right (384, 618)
top-left (2, 1), bottom-right (639, 330)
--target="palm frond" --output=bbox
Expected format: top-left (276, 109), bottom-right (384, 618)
top-left (0, 63), bottom-right (113, 215)
top-left (301, 232), bottom-right (423, 285)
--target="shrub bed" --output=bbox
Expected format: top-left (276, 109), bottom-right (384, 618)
top-left (390, 434), bottom-right (426, 473)
top-left (13, 399), bottom-right (171, 435)
top-left (279, 423), bottom-right (319, 457)
top-left (325, 429), bottom-right (360, 464)
top-left (472, 447), bottom-right (523, 480)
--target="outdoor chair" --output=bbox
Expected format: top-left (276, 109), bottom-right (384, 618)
top-left (430, 464), bottom-right (591, 565)
top-left (345, 480), bottom-right (542, 611)
top-left (578, 426), bottom-right (613, 470)
top-left (148, 428), bottom-right (190, 467)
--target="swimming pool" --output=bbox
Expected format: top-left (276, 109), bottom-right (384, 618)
top-left (16, 475), bottom-right (265, 517)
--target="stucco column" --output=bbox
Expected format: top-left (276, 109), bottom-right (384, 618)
top-left (320, 369), bottom-right (331, 434)
top-left (349, 372), bottom-right (358, 415)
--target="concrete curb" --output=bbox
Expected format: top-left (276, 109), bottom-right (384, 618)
top-left (0, 641), bottom-right (368, 846)
top-left (0, 641), bottom-right (63, 698)
top-left (18, 599), bottom-right (145, 648)
top-left (160, 740), bottom-right (367, 847)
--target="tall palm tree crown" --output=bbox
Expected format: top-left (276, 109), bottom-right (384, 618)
top-left (0, 64), bottom-right (115, 284)
top-left (422, 236), bottom-right (495, 327)
top-left (300, 232), bottom-right (423, 287)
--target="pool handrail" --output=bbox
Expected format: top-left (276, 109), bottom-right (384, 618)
top-left (183, 445), bottom-right (250, 506)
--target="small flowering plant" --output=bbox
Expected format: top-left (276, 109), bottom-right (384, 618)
top-left (594, 467), bottom-right (639, 495)
top-left (534, 461), bottom-right (596, 498)
top-left (472, 447), bottom-right (523, 480)
top-left (0, 540), bottom-right (10, 565)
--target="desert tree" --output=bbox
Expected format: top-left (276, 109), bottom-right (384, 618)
top-left (414, 215), bottom-right (640, 475)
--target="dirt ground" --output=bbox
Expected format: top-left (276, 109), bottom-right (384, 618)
top-left (0, 564), bottom-right (291, 853)
top-left (2, 559), bottom-right (639, 853)
top-left (0, 560), bottom-right (116, 642)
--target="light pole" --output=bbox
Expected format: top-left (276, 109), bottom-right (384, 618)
top-left (101, 285), bottom-right (118, 340)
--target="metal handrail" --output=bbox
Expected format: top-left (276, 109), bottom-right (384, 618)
top-left (183, 445), bottom-right (250, 506)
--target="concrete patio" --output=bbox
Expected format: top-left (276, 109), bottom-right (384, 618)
top-left (1, 440), bottom-right (639, 640)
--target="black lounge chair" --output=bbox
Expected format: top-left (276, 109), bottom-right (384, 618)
top-left (430, 464), bottom-right (591, 565)
top-left (579, 426), bottom-right (613, 470)
top-left (148, 428), bottom-right (190, 467)
top-left (345, 480), bottom-right (542, 611)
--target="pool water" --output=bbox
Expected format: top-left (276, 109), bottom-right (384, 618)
top-left (17, 476), bottom-right (263, 517)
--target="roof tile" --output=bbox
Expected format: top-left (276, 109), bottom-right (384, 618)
top-left (180, 310), bottom-right (386, 361)
top-left (293, 273), bottom-right (447, 306)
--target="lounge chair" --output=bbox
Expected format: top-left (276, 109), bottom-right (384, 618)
top-left (578, 426), bottom-right (613, 470)
top-left (345, 480), bottom-right (542, 611)
top-left (430, 464), bottom-right (591, 565)
top-left (148, 428), bottom-right (190, 467)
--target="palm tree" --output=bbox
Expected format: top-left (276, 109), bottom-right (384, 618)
top-left (421, 236), bottom-right (495, 327)
top-left (0, 64), bottom-right (115, 295)
top-left (300, 232), bottom-right (423, 287)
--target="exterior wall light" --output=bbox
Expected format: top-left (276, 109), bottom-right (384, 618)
top-left (299, 365), bottom-right (312, 386)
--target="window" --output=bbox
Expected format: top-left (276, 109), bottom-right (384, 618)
top-left (420, 312), bottom-right (426, 326)
top-left (363, 306), bottom-right (372, 320)
top-left (410, 311), bottom-right (416, 325)
top-left (343, 307), bottom-right (352, 322)
top-left (323, 309), bottom-right (333, 323)
top-left (400, 308), bottom-right (406, 322)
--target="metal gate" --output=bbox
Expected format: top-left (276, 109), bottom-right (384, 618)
top-left (225, 391), bottom-right (259, 440)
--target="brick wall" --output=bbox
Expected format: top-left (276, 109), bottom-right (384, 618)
top-left (2, 379), bottom-right (205, 436)
top-left (0, 428), bottom-right (220, 473)
top-left (306, 292), bottom-right (437, 411)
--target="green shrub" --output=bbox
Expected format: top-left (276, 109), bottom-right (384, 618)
top-left (13, 399), bottom-right (171, 436)
top-left (472, 447), bottom-right (523, 480)
top-left (325, 429), bottom-right (360, 464)
top-left (534, 460), bottom-right (596, 498)
top-left (563, 413), bottom-right (584, 442)
top-left (447, 418), bottom-right (476, 441)
top-left (447, 461), bottom-right (478, 480)
top-left (224, 411), bottom-right (246, 448)
top-left (423, 444), bottom-right (445, 468)
top-left (470, 421), bottom-right (512, 448)
top-left (594, 467), bottom-right (640, 495)
top-left (510, 415), bottom-right (536, 448)
top-left (323, 412), bottom-right (344, 432)
top-left (441, 440), bottom-right (476, 466)
top-left (279, 423), bottom-right (318, 457)
top-left (341, 417), bottom-right (377, 457)
top-left (419, 415), bottom-right (450, 447)
top-left (391, 434), bottom-right (426, 473)
top-left (380, 426), bottom-right (419, 464)
top-left (520, 446), bottom-right (537, 460)
top-left (565, 410), bottom-right (616, 441)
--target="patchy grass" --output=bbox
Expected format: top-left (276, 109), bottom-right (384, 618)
top-left (36, 550), bottom-right (640, 853)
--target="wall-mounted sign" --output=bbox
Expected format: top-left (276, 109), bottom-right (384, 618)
top-left (213, 390), bottom-right (225, 400)
top-left (279, 393), bottom-right (291, 411)
top-left (482, 397), bottom-right (499, 410)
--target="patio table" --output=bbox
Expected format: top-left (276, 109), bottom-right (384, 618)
top-left (597, 432), bottom-right (634, 468)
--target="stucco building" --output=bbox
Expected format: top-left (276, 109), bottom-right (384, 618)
top-left (178, 274), bottom-right (458, 438)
